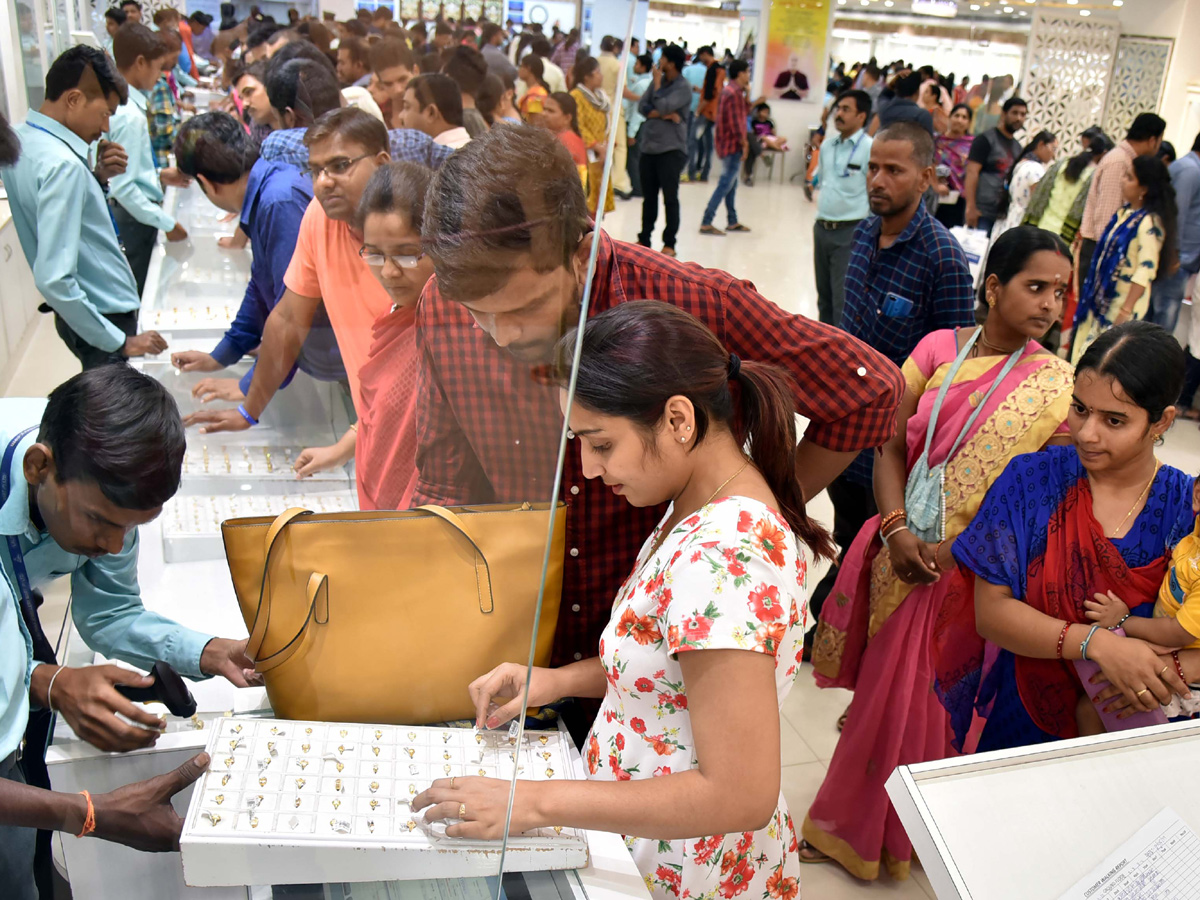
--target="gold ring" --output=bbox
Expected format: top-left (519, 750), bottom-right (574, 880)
top-left (458, 802), bottom-right (467, 820)
top-left (450, 776), bottom-right (457, 790)
top-left (1160, 665), bottom-right (1170, 677)
top-left (1136, 688), bottom-right (1150, 697)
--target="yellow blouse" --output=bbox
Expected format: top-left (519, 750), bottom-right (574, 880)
top-left (1155, 518), bottom-right (1200, 650)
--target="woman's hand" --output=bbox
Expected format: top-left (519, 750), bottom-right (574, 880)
top-left (294, 444), bottom-right (344, 479)
top-left (411, 776), bottom-right (541, 840)
top-left (1093, 652), bottom-right (1190, 719)
top-left (1084, 590), bottom-right (1130, 628)
top-left (1089, 631), bottom-right (1190, 712)
top-left (191, 378), bottom-right (245, 404)
top-left (886, 529), bottom-right (941, 585)
top-left (467, 664), bottom-right (564, 730)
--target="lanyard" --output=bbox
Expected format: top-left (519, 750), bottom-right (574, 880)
top-left (26, 122), bottom-right (123, 239)
top-left (838, 134), bottom-right (865, 178)
top-left (1, 427), bottom-right (39, 605)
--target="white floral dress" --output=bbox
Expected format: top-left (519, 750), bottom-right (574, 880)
top-left (585, 496), bottom-right (808, 900)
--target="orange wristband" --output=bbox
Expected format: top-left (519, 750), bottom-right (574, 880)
top-left (76, 790), bottom-right (96, 838)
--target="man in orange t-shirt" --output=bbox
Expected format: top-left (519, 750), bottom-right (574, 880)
top-left (184, 109), bottom-right (393, 435)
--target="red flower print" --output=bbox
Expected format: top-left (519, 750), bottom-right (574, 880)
top-left (693, 835), bottom-right (722, 865)
top-left (751, 519), bottom-right (788, 567)
top-left (681, 615), bottom-right (713, 643)
top-left (737, 510), bottom-right (754, 533)
top-left (615, 607), bottom-right (640, 638)
top-left (669, 550), bottom-right (683, 567)
top-left (736, 831), bottom-right (753, 854)
top-left (728, 560), bottom-right (746, 578)
top-left (719, 850), bottom-right (738, 875)
top-left (674, 693), bottom-right (688, 709)
top-left (654, 766), bottom-right (672, 777)
top-left (635, 677), bottom-right (655, 693)
top-left (649, 736), bottom-right (675, 756)
top-left (608, 754), bottom-right (632, 781)
top-left (748, 583), bottom-right (785, 622)
top-left (754, 622), bottom-right (788, 654)
top-left (683, 514), bottom-right (701, 529)
top-left (658, 691), bottom-right (675, 706)
top-left (766, 869), bottom-right (799, 900)
top-left (656, 587), bottom-right (673, 617)
top-left (690, 551), bottom-right (702, 563)
top-left (654, 669), bottom-right (666, 679)
top-left (632, 615), bottom-right (663, 646)
top-left (631, 717), bottom-right (647, 734)
top-left (586, 735), bottom-right (600, 774)
top-left (668, 624), bottom-right (680, 648)
top-left (718, 858), bottom-right (755, 898)
top-left (722, 547), bottom-right (738, 562)
top-left (655, 865), bottom-right (682, 896)
top-left (615, 733), bottom-right (625, 750)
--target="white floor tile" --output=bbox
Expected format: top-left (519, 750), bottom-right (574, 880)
top-left (781, 709), bottom-right (818, 767)
top-left (783, 663), bottom-right (853, 763)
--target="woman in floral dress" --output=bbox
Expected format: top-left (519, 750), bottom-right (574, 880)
top-left (414, 301), bottom-right (836, 899)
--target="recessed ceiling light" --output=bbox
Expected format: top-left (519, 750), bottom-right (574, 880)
top-left (1003, 5), bottom-right (1013, 11)
top-left (1067, 0), bottom-right (1078, 4)
top-left (1080, 8), bottom-right (1091, 14)
top-left (884, 0), bottom-right (894, 6)
top-left (1113, 0), bottom-right (1124, 5)
top-left (1018, 9), bottom-right (1027, 14)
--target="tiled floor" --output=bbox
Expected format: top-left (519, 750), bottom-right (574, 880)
top-left (8, 172), bottom-right (1200, 900)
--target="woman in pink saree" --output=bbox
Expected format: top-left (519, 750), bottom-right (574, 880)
top-left (801, 227), bottom-right (1076, 880)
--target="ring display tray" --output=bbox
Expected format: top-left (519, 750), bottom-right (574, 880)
top-left (180, 717), bottom-right (590, 886)
top-left (162, 492), bottom-right (358, 562)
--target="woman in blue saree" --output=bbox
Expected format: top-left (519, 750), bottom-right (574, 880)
top-left (941, 321), bottom-right (1196, 751)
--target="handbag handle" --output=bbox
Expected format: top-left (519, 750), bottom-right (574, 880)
top-left (245, 504), bottom-right (497, 672)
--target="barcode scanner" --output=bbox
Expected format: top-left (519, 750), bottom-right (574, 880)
top-left (115, 660), bottom-right (198, 719)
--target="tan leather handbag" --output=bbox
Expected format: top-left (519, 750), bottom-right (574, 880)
top-left (221, 502), bottom-right (565, 725)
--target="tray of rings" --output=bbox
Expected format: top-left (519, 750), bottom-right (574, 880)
top-left (178, 442), bottom-right (352, 489)
top-left (161, 492), bottom-right (358, 562)
top-left (179, 717), bottom-right (590, 886)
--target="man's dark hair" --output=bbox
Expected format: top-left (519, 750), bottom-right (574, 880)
top-left (356, 160), bottom-right (432, 231)
top-left (174, 111), bottom-right (259, 185)
top-left (425, 124), bottom-right (588, 302)
top-left (268, 38), bottom-right (336, 74)
top-left (1191, 131), bottom-right (1200, 154)
top-left (599, 35), bottom-right (615, 53)
top-left (304, 106), bottom-right (389, 154)
top-left (40, 367), bottom-right (184, 510)
top-left (370, 37), bottom-right (415, 75)
top-left (838, 88), bottom-right (871, 119)
top-left (373, 5), bottom-right (393, 21)
top-left (341, 18), bottom-right (368, 37)
top-left (419, 52), bottom-right (443, 74)
top-left (113, 21), bottom-right (165, 69)
top-left (339, 36), bottom-right (370, 70)
top-left (636, 53), bottom-right (653, 72)
top-left (530, 36), bottom-right (552, 58)
top-left (45, 45), bottom-right (127, 104)
top-left (409, 73), bottom-right (464, 127)
top-left (661, 44), bottom-right (686, 71)
top-left (444, 45), bottom-right (487, 97)
top-left (726, 59), bottom-right (749, 80)
top-left (189, 11), bottom-right (213, 28)
top-left (152, 6), bottom-right (180, 27)
top-left (875, 120), bottom-right (935, 168)
top-left (864, 62), bottom-right (882, 80)
top-left (1002, 96), bottom-right (1027, 113)
top-left (0, 112), bottom-right (20, 167)
top-left (267, 59), bottom-right (341, 125)
top-left (120, 0), bottom-right (140, 10)
top-left (894, 70), bottom-right (922, 99)
top-left (435, 22), bottom-right (453, 36)
top-left (245, 22), bottom-right (282, 50)
top-left (1127, 112), bottom-right (1167, 142)
top-left (159, 28), bottom-right (182, 52)
top-left (104, 7), bottom-right (126, 26)
top-left (481, 22), bottom-right (503, 45)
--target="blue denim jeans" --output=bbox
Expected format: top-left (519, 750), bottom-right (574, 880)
top-left (690, 117), bottom-right (715, 180)
top-left (702, 153), bottom-right (741, 227)
top-left (1150, 266), bottom-right (1194, 334)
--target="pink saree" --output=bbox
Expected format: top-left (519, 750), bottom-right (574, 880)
top-left (803, 329), bottom-right (1073, 881)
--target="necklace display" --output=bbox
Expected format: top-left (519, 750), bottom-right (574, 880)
top-left (1104, 459), bottom-right (1161, 538)
top-left (644, 459), bottom-right (751, 562)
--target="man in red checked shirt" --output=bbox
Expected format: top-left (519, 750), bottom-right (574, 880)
top-left (413, 125), bottom-right (903, 735)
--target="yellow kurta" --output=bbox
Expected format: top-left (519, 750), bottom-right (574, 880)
top-left (571, 87), bottom-right (616, 216)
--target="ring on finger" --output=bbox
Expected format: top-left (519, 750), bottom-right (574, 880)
top-left (1160, 665), bottom-right (1170, 678)
top-left (458, 802), bottom-right (467, 820)
top-left (1135, 688), bottom-right (1150, 697)
top-left (449, 776), bottom-right (457, 790)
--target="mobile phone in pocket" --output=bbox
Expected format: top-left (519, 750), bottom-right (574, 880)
top-left (882, 292), bottom-right (914, 317)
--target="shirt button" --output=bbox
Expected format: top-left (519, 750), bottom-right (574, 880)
top-left (574, 653), bottom-right (583, 661)
top-left (569, 547), bottom-right (580, 557)
top-left (570, 485), bottom-right (580, 495)
top-left (857, 366), bottom-right (867, 376)
top-left (514, 439), bottom-right (521, 446)
top-left (571, 604), bottom-right (581, 612)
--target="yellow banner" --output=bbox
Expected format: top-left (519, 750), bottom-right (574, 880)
top-left (765, 0), bottom-right (831, 103)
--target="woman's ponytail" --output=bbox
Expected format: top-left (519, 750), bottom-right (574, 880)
top-left (733, 359), bottom-right (836, 562)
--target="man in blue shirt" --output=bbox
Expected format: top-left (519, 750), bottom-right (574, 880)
top-left (814, 89), bottom-right (872, 326)
top-left (680, 46), bottom-right (712, 184)
top-left (0, 46), bottom-right (168, 369)
top-left (168, 112), bottom-right (347, 401)
top-left (806, 121), bottom-right (975, 641)
top-left (1151, 132), bottom-right (1200, 332)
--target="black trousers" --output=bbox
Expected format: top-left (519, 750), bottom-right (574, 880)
top-left (638, 149), bottom-right (687, 251)
top-left (53, 310), bottom-right (137, 370)
top-left (627, 128), bottom-right (644, 197)
top-left (1078, 238), bottom-right (1097, 289)
top-left (111, 202), bottom-right (159, 297)
top-left (807, 471), bottom-right (878, 631)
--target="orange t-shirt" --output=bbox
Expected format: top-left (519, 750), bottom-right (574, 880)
top-left (283, 198), bottom-right (392, 413)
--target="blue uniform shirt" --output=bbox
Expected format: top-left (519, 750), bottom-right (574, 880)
top-left (1, 112), bottom-right (140, 353)
top-left (816, 128), bottom-right (872, 222)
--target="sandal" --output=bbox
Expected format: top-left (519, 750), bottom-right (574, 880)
top-left (837, 708), bottom-right (849, 732)
top-left (798, 840), bottom-right (833, 864)
top-left (699, 224), bottom-right (725, 236)
top-left (661, 247), bottom-right (677, 258)
top-left (727, 223), bottom-right (751, 233)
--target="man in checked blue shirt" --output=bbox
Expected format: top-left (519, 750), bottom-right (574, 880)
top-left (167, 112), bottom-right (347, 401)
top-left (807, 121), bottom-right (975, 633)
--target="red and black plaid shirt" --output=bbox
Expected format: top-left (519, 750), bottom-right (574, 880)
top-left (412, 234), bottom-right (903, 666)
top-left (715, 82), bottom-right (750, 159)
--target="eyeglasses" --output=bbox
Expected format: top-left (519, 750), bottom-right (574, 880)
top-left (307, 154), bottom-right (371, 181)
top-left (358, 245), bottom-right (427, 269)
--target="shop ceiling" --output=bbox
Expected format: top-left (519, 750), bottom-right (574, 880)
top-left (650, 0), bottom-right (1127, 24)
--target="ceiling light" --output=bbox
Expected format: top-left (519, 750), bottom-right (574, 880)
top-left (1113, 0), bottom-right (1123, 5)
top-left (1003, 5), bottom-right (1013, 10)
top-left (1067, 0), bottom-right (1078, 4)
top-left (884, 0), bottom-right (894, 6)
top-left (971, 3), bottom-right (980, 7)
top-left (1080, 8), bottom-right (1091, 14)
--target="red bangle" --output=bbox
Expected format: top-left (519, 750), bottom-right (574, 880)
top-left (1056, 622), bottom-right (1071, 660)
top-left (76, 790), bottom-right (95, 838)
top-left (1172, 651), bottom-right (1187, 685)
